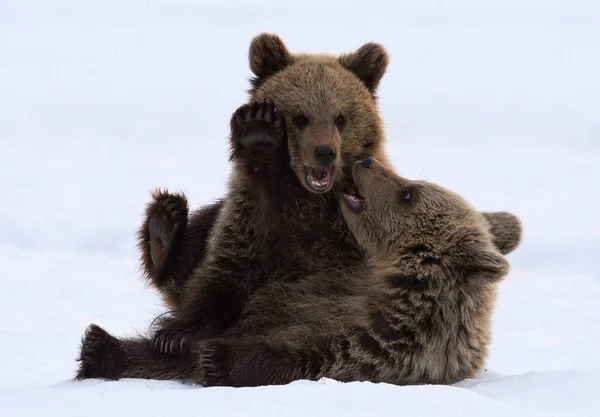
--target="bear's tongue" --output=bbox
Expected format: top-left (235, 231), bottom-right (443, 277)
top-left (342, 194), bottom-right (366, 214)
top-left (312, 167), bottom-right (326, 180)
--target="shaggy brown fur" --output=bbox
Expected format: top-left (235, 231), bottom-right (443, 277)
top-left (137, 190), bottom-right (222, 311)
top-left (75, 33), bottom-right (395, 379)
top-left (138, 34), bottom-right (388, 311)
top-left (76, 30), bottom-right (395, 377)
top-left (74, 158), bottom-right (522, 386)
top-left (134, 33), bottom-right (390, 319)
top-left (185, 158), bottom-right (522, 387)
top-left (136, 33), bottom-right (394, 355)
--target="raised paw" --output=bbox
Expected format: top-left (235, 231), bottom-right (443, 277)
top-left (232, 99), bottom-right (285, 152)
top-left (76, 324), bottom-right (126, 380)
top-left (146, 191), bottom-right (189, 270)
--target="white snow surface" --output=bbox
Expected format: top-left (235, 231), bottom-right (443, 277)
top-left (1, 0), bottom-right (599, 416)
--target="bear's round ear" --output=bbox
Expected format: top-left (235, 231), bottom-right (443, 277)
top-left (338, 42), bottom-right (389, 96)
top-left (450, 227), bottom-right (511, 284)
top-left (481, 211), bottom-right (523, 255)
top-left (458, 245), bottom-right (510, 284)
top-left (249, 33), bottom-right (293, 88)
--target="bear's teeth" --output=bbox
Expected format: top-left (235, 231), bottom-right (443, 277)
top-left (312, 178), bottom-right (329, 187)
top-left (305, 166), bottom-right (332, 190)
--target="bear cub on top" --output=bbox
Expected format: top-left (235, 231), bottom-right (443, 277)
top-left (76, 32), bottom-right (393, 379)
top-left (146, 33), bottom-right (393, 353)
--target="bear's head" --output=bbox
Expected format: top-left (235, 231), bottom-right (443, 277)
top-left (340, 157), bottom-right (522, 286)
top-left (247, 33), bottom-right (389, 194)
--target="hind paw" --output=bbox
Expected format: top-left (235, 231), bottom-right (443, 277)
top-left (146, 190), bottom-right (189, 270)
top-left (76, 324), bottom-right (125, 380)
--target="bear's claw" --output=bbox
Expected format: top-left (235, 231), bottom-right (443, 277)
top-left (198, 341), bottom-right (230, 386)
top-left (153, 322), bottom-right (212, 356)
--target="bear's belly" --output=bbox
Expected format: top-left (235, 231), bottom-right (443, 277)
top-left (264, 222), bottom-right (363, 282)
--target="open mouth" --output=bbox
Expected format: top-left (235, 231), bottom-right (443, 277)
top-left (341, 194), bottom-right (366, 214)
top-left (304, 166), bottom-right (334, 193)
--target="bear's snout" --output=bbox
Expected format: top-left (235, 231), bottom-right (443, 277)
top-left (314, 145), bottom-right (337, 166)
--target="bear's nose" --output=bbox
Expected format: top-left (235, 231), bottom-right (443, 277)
top-left (362, 155), bottom-right (374, 168)
top-left (314, 145), bottom-right (337, 166)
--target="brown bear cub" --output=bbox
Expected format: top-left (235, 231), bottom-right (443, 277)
top-left (77, 33), bottom-right (393, 380)
top-left (137, 33), bottom-right (390, 318)
top-left (75, 157), bottom-right (521, 386)
top-left (183, 158), bottom-right (522, 387)
top-left (133, 33), bottom-right (392, 355)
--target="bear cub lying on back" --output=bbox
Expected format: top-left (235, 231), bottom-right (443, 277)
top-left (186, 157), bottom-right (522, 387)
top-left (76, 157), bottom-right (521, 387)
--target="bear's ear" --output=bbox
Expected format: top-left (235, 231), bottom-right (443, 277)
top-left (339, 42), bottom-right (389, 96)
top-left (481, 211), bottom-right (523, 255)
top-left (456, 243), bottom-right (510, 284)
top-left (249, 33), bottom-right (293, 88)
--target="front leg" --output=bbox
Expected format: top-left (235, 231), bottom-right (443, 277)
top-left (194, 335), bottom-right (356, 387)
top-left (197, 338), bottom-right (319, 387)
top-left (152, 100), bottom-right (288, 354)
top-left (194, 323), bottom-right (424, 388)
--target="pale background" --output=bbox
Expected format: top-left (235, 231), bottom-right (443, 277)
top-left (1, 1), bottom-right (599, 416)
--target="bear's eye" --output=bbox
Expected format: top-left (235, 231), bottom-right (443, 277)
top-left (334, 115), bottom-right (346, 129)
top-left (399, 187), bottom-right (415, 204)
top-left (293, 114), bottom-right (309, 129)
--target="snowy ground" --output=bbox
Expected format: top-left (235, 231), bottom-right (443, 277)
top-left (1, 0), bottom-right (599, 416)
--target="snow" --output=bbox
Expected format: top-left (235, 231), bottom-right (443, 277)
top-left (1, 0), bottom-right (599, 416)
